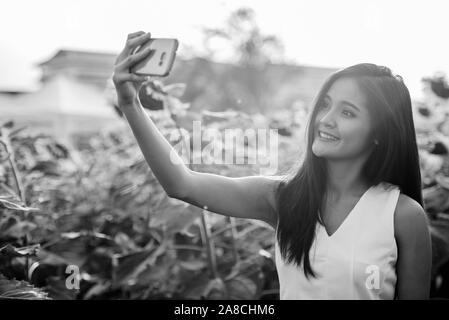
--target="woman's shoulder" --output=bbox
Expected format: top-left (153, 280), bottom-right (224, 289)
top-left (395, 193), bottom-right (425, 222)
top-left (375, 180), bottom-right (428, 241)
top-left (394, 192), bottom-right (428, 242)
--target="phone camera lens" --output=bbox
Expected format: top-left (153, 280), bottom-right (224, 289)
top-left (159, 52), bottom-right (166, 66)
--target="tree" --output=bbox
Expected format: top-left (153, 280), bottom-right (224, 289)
top-left (201, 7), bottom-right (285, 68)
top-left (199, 7), bottom-right (285, 112)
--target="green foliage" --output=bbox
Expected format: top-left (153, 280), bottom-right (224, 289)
top-left (0, 274), bottom-right (51, 300)
top-left (0, 81), bottom-right (294, 300)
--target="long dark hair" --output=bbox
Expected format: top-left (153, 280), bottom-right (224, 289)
top-left (275, 63), bottom-right (423, 278)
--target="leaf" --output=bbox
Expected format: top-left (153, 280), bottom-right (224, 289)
top-left (203, 277), bottom-right (227, 299)
top-left (8, 126), bottom-right (27, 138)
top-left (225, 275), bottom-right (258, 300)
top-left (36, 249), bottom-right (69, 266)
top-left (112, 243), bottom-right (166, 287)
top-left (147, 80), bottom-right (167, 95)
top-left (178, 272), bottom-right (211, 299)
top-left (0, 244), bottom-right (40, 258)
top-left (84, 281), bottom-right (111, 300)
top-left (171, 110), bottom-right (201, 131)
top-left (0, 216), bottom-right (18, 234)
top-left (133, 251), bottom-right (178, 288)
top-left (60, 231), bottom-right (114, 243)
top-left (436, 174), bottom-right (449, 190)
top-left (166, 97), bottom-right (190, 116)
top-left (429, 218), bottom-right (449, 272)
top-left (30, 160), bottom-right (60, 176)
top-left (151, 202), bottom-right (201, 236)
top-left (46, 142), bottom-right (70, 159)
top-left (139, 85), bottom-right (164, 111)
top-left (179, 260), bottom-right (207, 271)
top-left (163, 83), bottom-right (186, 98)
top-left (0, 221), bottom-right (38, 239)
top-left (113, 232), bottom-right (139, 253)
top-left (423, 185), bottom-right (449, 213)
top-left (44, 276), bottom-right (78, 300)
top-left (202, 110), bottom-right (240, 124)
top-left (0, 195), bottom-right (40, 212)
top-left (44, 232), bottom-right (117, 268)
top-left (0, 274), bottom-right (51, 300)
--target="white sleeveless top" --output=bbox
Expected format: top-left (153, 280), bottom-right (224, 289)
top-left (275, 181), bottom-right (400, 300)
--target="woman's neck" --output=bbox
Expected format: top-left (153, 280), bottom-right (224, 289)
top-left (325, 157), bottom-right (370, 201)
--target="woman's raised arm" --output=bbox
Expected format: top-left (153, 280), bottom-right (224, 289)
top-left (113, 31), bottom-right (281, 228)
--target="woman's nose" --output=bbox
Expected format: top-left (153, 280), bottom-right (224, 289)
top-left (319, 109), bottom-right (337, 128)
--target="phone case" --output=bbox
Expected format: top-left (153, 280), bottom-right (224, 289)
top-left (130, 38), bottom-right (179, 77)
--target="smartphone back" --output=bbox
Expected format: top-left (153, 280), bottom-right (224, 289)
top-left (131, 38), bottom-right (179, 77)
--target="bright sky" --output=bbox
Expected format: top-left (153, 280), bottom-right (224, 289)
top-left (1, 0), bottom-right (448, 99)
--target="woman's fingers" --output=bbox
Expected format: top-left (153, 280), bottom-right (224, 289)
top-left (114, 31), bottom-right (153, 84)
top-left (117, 46), bottom-right (154, 71)
top-left (127, 31), bottom-right (145, 40)
top-left (113, 72), bottom-right (148, 84)
top-left (124, 32), bottom-right (152, 55)
top-left (115, 31), bottom-right (151, 65)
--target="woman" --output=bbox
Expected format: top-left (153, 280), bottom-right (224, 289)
top-left (113, 31), bottom-right (432, 299)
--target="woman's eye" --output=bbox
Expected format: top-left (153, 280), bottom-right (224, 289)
top-left (343, 110), bottom-right (355, 117)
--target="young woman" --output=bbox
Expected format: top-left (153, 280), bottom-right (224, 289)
top-left (112, 31), bottom-right (432, 300)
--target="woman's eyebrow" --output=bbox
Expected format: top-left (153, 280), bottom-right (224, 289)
top-left (324, 94), bottom-right (361, 112)
top-left (341, 100), bottom-right (361, 112)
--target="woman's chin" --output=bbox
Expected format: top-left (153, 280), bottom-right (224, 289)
top-left (312, 146), bottom-right (328, 157)
top-left (312, 150), bottom-right (329, 158)
top-left (312, 140), bottom-right (339, 158)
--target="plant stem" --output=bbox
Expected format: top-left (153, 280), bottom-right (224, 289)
top-left (0, 132), bottom-right (25, 203)
top-left (145, 206), bottom-right (151, 233)
top-left (200, 206), bottom-right (219, 279)
top-left (0, 127), bottom-right (30, 280)
top-left (210, 220), bottom-right (245, 237)
top-left (170, 245), bottom-right (204, 252)
top-left (229, 217), bottom-right (240, 264)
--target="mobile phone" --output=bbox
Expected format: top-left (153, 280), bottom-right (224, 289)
top-left (130, 38), bottom-right (179, 77)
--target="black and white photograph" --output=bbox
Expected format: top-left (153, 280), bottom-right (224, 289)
top-left (0, 0), bottom-right (448, 307)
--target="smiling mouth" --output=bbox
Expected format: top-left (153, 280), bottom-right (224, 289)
top-left (317, 131), bottom-right (340, 142)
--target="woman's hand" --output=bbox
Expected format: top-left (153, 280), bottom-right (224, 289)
top-left (112, 31), bottom-right (154, 108)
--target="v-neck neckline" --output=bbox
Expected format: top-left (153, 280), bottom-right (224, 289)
top-left (318, 185), bottom-right (375, 238)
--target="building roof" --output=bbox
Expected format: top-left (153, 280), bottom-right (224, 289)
top-left (1, 74), bottom-right (118, 119)
top-left (37, 49), bottom-right (118, 67)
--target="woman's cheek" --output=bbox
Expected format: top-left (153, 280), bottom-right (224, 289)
top-left (343, 124), bottom-right (371, 150)
top-left (355, 130), bottom-right (373, 153)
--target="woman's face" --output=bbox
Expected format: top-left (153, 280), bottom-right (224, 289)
top-left (312, 77), bottom-right (375, 160)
